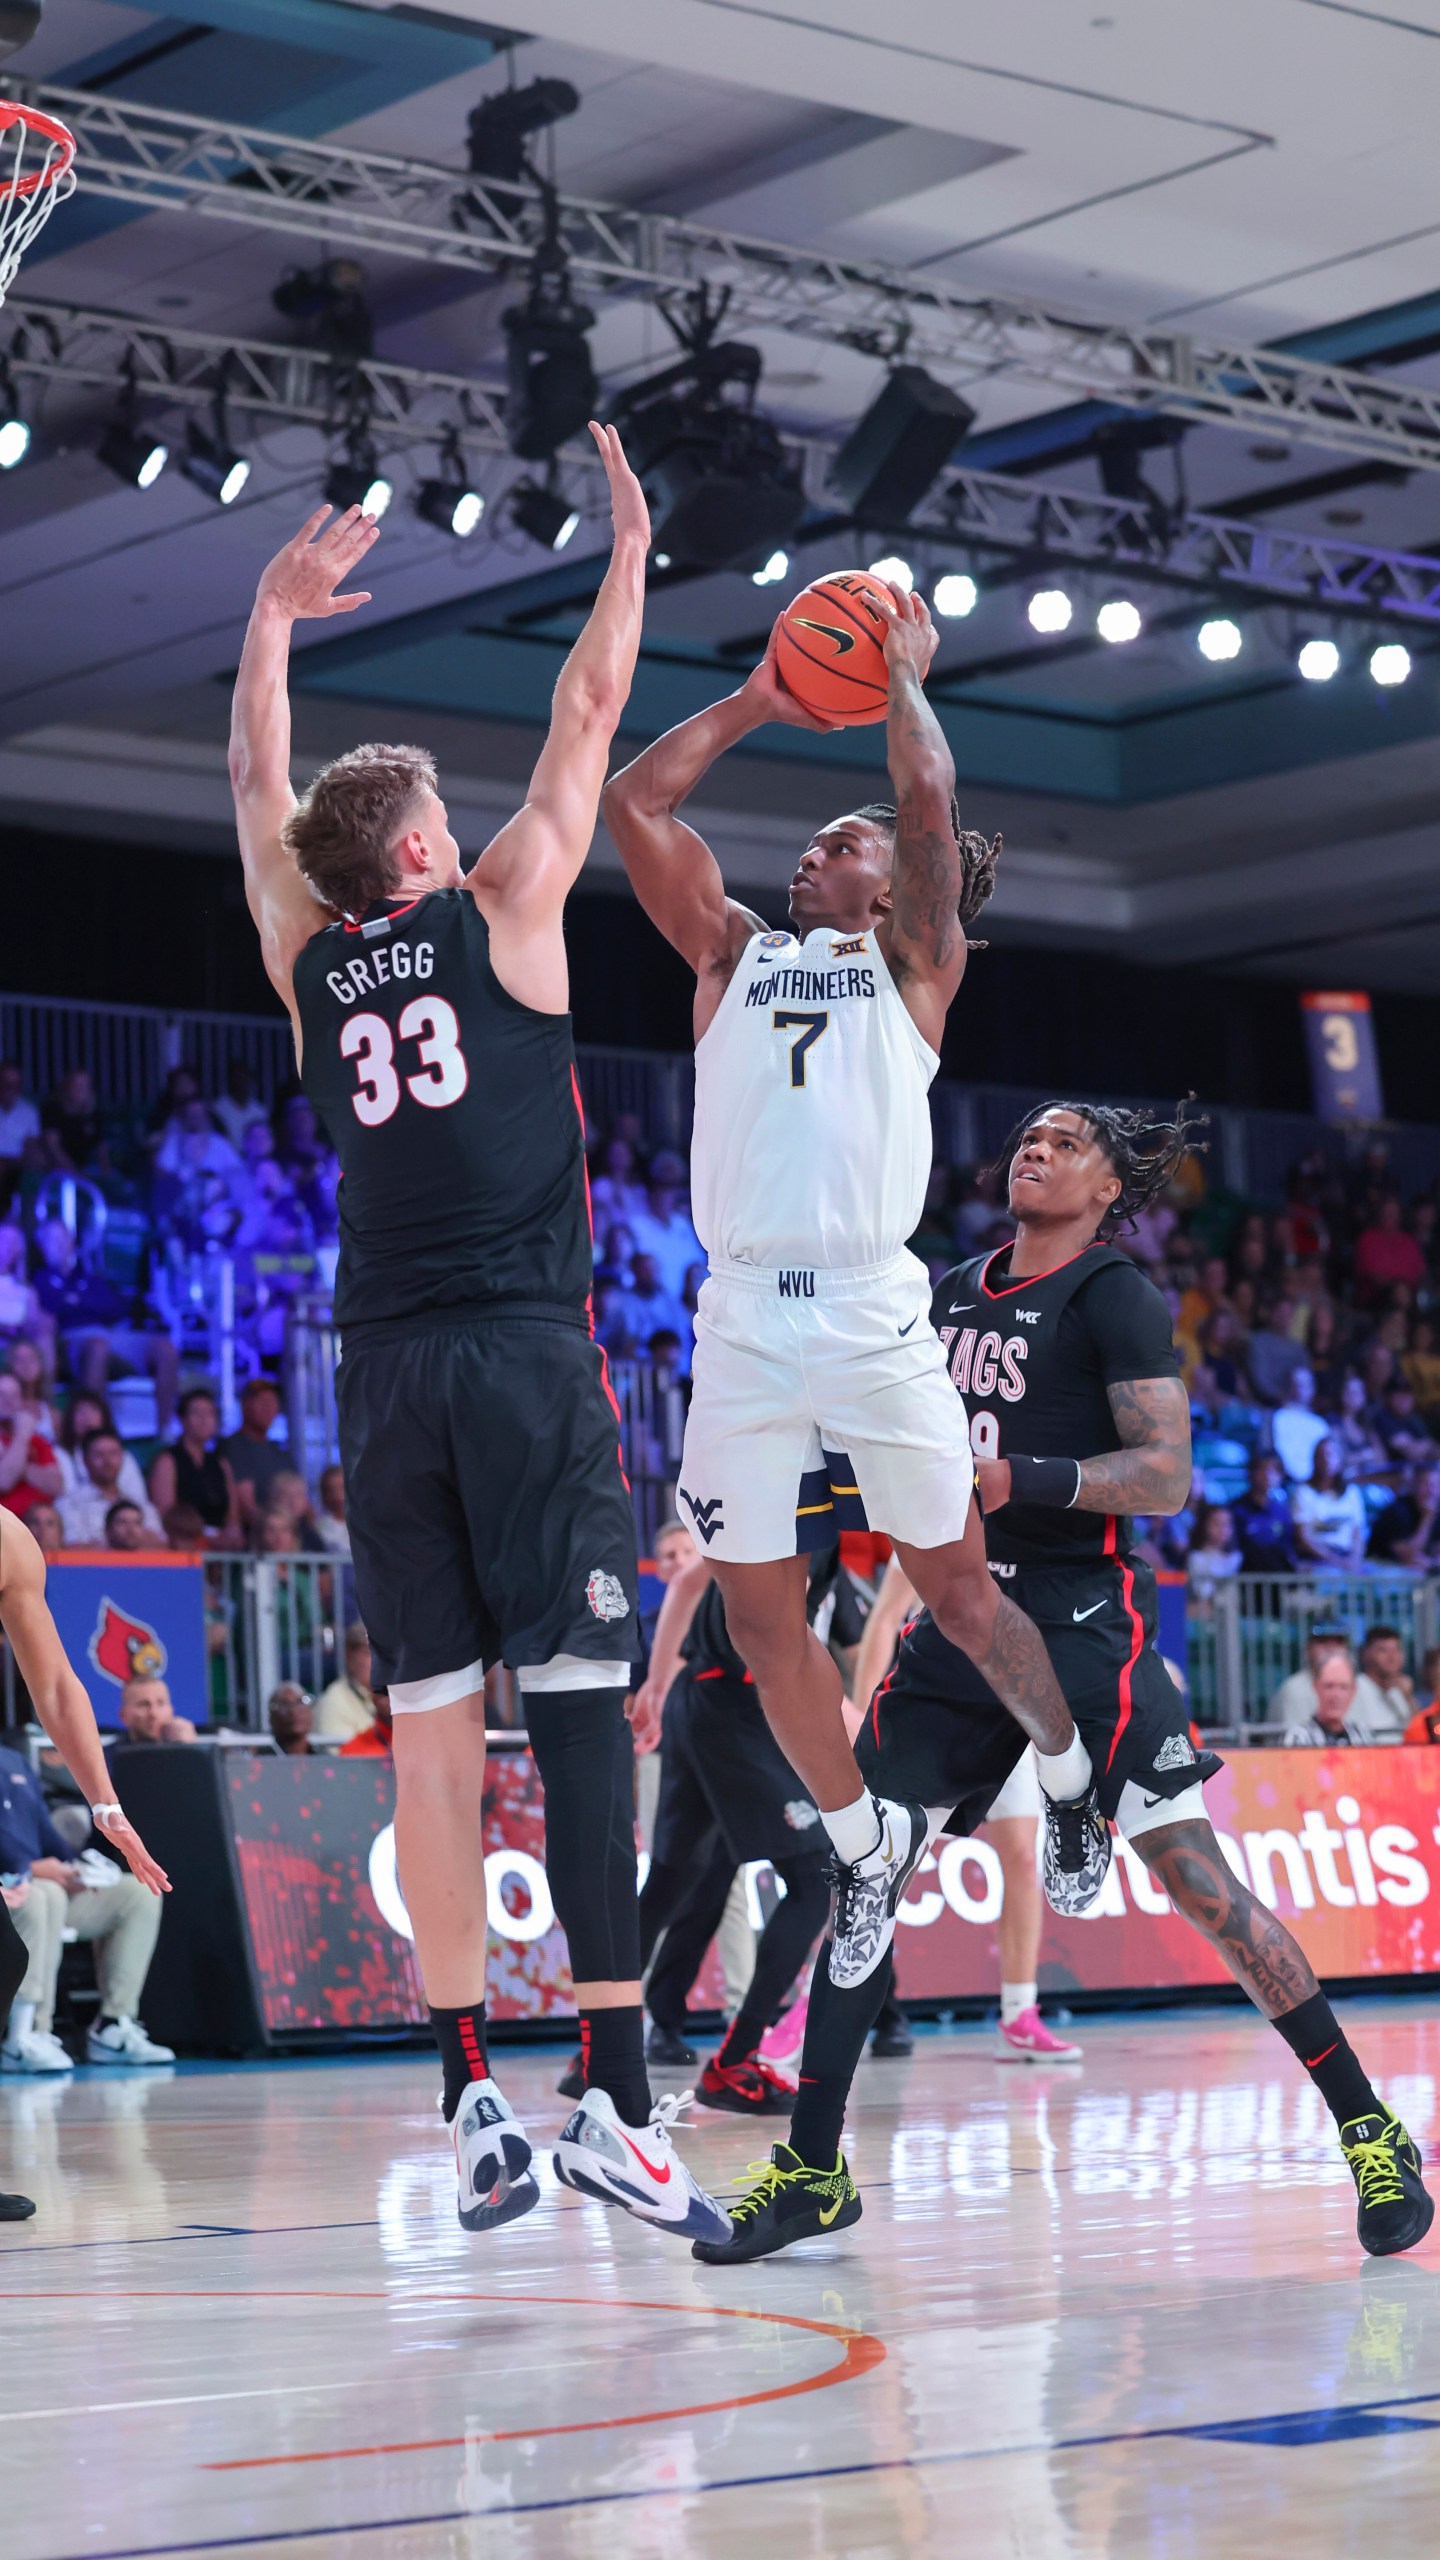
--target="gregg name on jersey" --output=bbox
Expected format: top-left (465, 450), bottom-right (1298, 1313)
top-left (324, 937), bottom-right (437, 1006)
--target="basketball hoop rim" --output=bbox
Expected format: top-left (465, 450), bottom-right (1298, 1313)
top-left (0, 99), bottom-right (77, 199)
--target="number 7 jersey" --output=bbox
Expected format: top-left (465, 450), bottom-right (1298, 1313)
top-left (292, 888), bottom-right (593, 1327)
top-left (691, 923), bottom-right (940, 1271)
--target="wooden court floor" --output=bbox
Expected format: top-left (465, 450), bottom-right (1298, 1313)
top-left (4, 2002), bottom-right (1440, 2559)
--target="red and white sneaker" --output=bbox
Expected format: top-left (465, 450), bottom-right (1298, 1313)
top-left (553, 2087), bottom-right (730, 2247)
top-left (997, 2006), bottom-right (1082, 2063)
top-left (757, 1992), bottom-right (808, 2089)
top-left (695, 2054), bottom-right (795, 2116)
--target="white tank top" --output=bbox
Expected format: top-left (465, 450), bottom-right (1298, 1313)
top-left (690, 923), bottom-right (939, 1271)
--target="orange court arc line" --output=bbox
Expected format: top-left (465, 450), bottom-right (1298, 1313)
top-left (0, 2287), bottom-right (883, 2467)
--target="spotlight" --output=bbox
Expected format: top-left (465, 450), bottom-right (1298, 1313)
top-left (98, 417), bottom-right (168, 490)
top-left (933, 572), bottom-right (977, 619)
top-left (0, 412), bottom-right (27, 469)
top-left (415, 430), bottom-right (483, 538)
top-left (751, 548), bottom-right (789, 586)
top-left (868, 554), bottom-right (913, 593)
top-left (1028, 587), bottom-right (1072, 634)
top-left (510, 477), bottom-right (581, 551)
top-left (1371, 642), bottom-right (1411, 686)
top-left (1197, 616), bottom-right (1242, 662)
top-left (1298, 637), bottom-right (1339, 682)
top-left (466, 78), bottom-right (580, 186)
top-left (272, 260), bottom-right (374, 365)
top-left (1097, 598), bottom-right (1141, 645)
top-left (324, 437), bottom-right (392, 519)
top-left (504, 263), bottom-right (598, 463)
top-left (829, 365), bottom-right (976, 524)
top-left (653, 551), bottom-right (672, 569)
top-left (611, 307), bottom-right (805, 573)
top-left (181, 416), bottom-right (249, 506)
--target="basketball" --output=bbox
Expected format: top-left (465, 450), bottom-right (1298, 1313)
top-left (775, 568), bottom-right (896, 725)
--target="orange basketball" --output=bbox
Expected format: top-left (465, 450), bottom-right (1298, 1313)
top-left (775, 569), bottom-right (895, 725)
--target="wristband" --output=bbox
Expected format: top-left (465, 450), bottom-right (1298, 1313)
top-left (1005, 1455), bottom-right (1082, 1510)
top-left (90, 1802), bottom-right (126, 1831)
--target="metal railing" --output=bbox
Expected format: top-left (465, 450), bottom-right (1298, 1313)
top-left (204, 1555), bottom-right (352, 1729)
top-left (0, 992), bottom-right (297, 1112)
top-left (1188, 1572), bottom-right (1440, 1727)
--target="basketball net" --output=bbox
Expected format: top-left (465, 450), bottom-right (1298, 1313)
top-left (0, 98), bottom-right (76, 307)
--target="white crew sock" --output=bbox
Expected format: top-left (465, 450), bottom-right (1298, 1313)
top-left (7, 1999), bottom-right (34, 2044)
top-left (821, 1789), bottom-right (884, 1867)
top-left (1035, 1733), bottom-right (1092, 1802)
top-left (1000, 1981), bottom-right (1037, 2027)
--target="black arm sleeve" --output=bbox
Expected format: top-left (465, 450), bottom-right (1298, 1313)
top-left (1073, 1260), bottom-right (1181, 1385)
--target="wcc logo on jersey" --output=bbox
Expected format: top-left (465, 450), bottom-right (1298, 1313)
top-left (88, 1597), bottom-right (167, 1687)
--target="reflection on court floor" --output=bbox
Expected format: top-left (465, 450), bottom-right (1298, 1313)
top-left (3, 2007), bottom-right (1439, 2558)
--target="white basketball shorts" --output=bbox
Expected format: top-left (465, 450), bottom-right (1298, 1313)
top-left (678, 1251), bottom-right (974, 1563)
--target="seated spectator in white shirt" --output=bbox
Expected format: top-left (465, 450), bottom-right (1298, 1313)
top-left (628, 1154), bottom-right (702, 1298)
top-left (1291, 1436), bottom-right (1367, 1569)
top-left (103, 1498), bottom-right (162, 1552)
top-left (0, 1062), bottom-right (39, 1209)
top-left (625, 1253), bottom-right (691, 1358)
top-left (212, 1060), bottom-right (269, 1151)
top-left (1354, 1624), bottom-right (1416, 1743)
top-left (589, 1137), bottom-right (648, 1235)
top-left (1186, 1503), bottom-right (1242, 1607)
top-left (314, 1622), bottom-right (376, 1742)
top-left (24, 1498), bottom-right (62, 1556)
top-left (1245, 1295), bottom-right (1307, 1406)
top-left (1283, 1649), bottom-right (1364, 1747)
top-left (114, 1675), bottom-right (197, 1746)
top-left (1268, 1631), bottom-right (1352, 1727)
top-left (1267, 1366), bottom-right (1330, 1485)
top-left (0, 1221), bottom-right (51, 1370)
top-left (58, 1429), bottom-right (164, 1547)
top-left (314, 1463), bottom-right (350, 1555)
top-left (53, 1391), bottom-right (152, 1516)
top-left (153, 1096), bottom-right (241, 1185)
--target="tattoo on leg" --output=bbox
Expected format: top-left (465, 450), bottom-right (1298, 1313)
top-left (1138, 1820), bottom-right (1319, 2019)
top-left (971, 1592), bottom-right (1075, 1755)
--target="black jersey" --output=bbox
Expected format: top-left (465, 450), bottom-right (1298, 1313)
top-left (292, 888), bottom-right (593, 1329)
top-left (682, 1546), bottom-right (862, 1679)
top-left (930, 1242), bottom-right (1180, 1568)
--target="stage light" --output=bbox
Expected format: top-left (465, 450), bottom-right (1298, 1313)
top-left (503, 261), bottom-right (598, 463)
top-left (752, 548), bottom-right (789, 586)
top-left (510, 478), bottom-right (581, 550)
top-left (868, 554), bottom-right (913, 593)
top-left (97, 417), bottom-right (167, 489)
top-left (415, 431), bottom-right (483, 537)
top-left (467, 78), bottom-right (580, 185)
top-left (653, 551), bottom-right (672, 569)
top-left (272, 259), bottom-right (374, 364)
top-left (1028, 587), bottom-right (1072, 634)
top-left (1097, 598), bottom-right (1141, 645)
top-left (1197, 616), bottom-right (1242, 662)
top-left (324, 435), bottom-right (392, 519)
top-left (612, 323), bottom-right (805, 573)
top-left (933, 572), bottom-right (977, 618)
top-left (0, 411), bottom-right (27, 468)
top-left (1371, 642), bottom-right (1411, 686)
top-left (1298, 637), bottom-right (1339, 682)
top-left (181, 417), bottom-right (250, 505)
top-left (830, 365), bottom-right (976, 524)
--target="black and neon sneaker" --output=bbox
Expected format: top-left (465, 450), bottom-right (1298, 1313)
top-left (1041, 1779), bottom-right (1112, 1917)
top-left (1341, 2108), bottom-right (1435, 2258)
top-left (691, 2143), bottom-right (861, 2264)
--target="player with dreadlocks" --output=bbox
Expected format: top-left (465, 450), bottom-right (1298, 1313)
top-left (605, 587), bottom-right (1104, 2012)
top-left (694, 1099), bottom-right (1435, 2264)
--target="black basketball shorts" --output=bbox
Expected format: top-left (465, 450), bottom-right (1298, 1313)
top-left (336, 1305), bottom-right (640, 1702)
top-left (651, 1667), bottom-right (828, 1871)
top-left (855, 1555), bottom-right (1222, 1835)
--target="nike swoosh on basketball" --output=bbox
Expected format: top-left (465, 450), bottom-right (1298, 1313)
top-left (1072, 1599), bottom-right (1106, 1622)
top-left (792, 613), bottom-right (855, 657)
top-left (898, 1315), bottom-right (918, 1337)
top-left (616, 2129), bottom-right (671, 2185)
top-left (817, 2195), bottom-right (844, 2227)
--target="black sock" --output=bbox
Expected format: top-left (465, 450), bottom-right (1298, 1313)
top-left (787, 1941), bottom-right (891, 2169)
top-left (580, 2003), bottom-right (651, 2128)
top-left (1270, 1991), bottom-right (1379, 2128)
top-left (719, 1856), bottom-right (831, 2072)
top-left (431, 2000), bottom-right (489, 2122)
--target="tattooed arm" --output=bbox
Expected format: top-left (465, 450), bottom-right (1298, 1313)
top-left (873, 587), bottom-right (972, 1051)
top-left (975, 1374), bottom-right (1192, 1519)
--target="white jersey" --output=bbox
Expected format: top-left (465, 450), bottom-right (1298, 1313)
top-left (690, 923), bottom-right (939, 1271)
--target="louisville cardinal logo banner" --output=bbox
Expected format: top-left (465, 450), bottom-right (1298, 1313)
top-left (89, 1596), bottom-right (167, 1686)
top-left (44, 1559), bottom-right (208, 1728)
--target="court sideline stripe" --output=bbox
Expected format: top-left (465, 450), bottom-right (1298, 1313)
top-left (0, 2219), bottom-right (381, 2258)
top-left (39, 2384), bottom-right (1440, 2560)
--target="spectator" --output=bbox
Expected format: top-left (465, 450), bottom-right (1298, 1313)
top-left (38, 1066), bottom-right (108, 1178)
top-left (58, 1430), bottom-right (163, 1548)
top-left (625, 1251), bottom-right (691, 1358)
top-left (145, 1065), bottom-right (200, 1156)
top-left (0, 1061), bottom-right (40, 1200)
top-left (1232, 1452), bottom-right (1296, 1574)
top-left (628, 1152), bottom-right (702, 1298)
top-left (103, 1499), bottom-right (159, 1553)
top-left (32, 1220), bottom-right (179, 1435)
top-left (1354, 1196), bottom-right (1426, 1304)
top-left (1370, 1462), bottom-right (1440, 1571)
top-left (162, 1501), bottom-right (208, 1553)
top-left (1282, 1648), bottom-right (1365, 1748)
top-left (114, 1674), bottom-right (197, 1746)
top-left (230, 1119), bottom-right (291, 1248)
top-left (1373, 1377), bottom-right (1435, 1473)
top-left (0, 1370), bottom-right (62, 1521)
top-left (148, 1389), bottom-right (241, 1548)
top-left (314, 1621), bottom-right (375, 1742)
top-left (219, 1376), bottom-right (289, 1533)
top-left (153, 1095), bottom-right (241, 1185)
top-left (254, 1508), bottom-right (300, 1557)
top-left (1334, 1372), bottom-right (1389, 1481)
top-left (1245, 1296), bottom-right (1307, 1406)
top-left (25, 1498), bottom-right (62, 1556)
top-left (314, 1463), bottom-right (350, 1555)
top-left (1404, 1315), bottom-right (1440, 1422)
top-left (1268, 1630), bottom-right (1352, 1728)
top-left (1267, 1366), bottom-right (1329, 1486)
top-left (267, 1683), bottom-right (315, 1756)
top-left (1404, 1648), bottom-right (1440, 1746)
top-left (1291, 1436), bottom-right (1367, 1569)
top-left (0, 1223), bottom-right (51, 1370)
top-left (1186, 1504), bottom-right (1242, 1608)
top-left (340, 1690), bottom-right (393, 1758)
top-left (0, 1738), bottom-right (174, 2072)
top-left (1355, 1625), bottom-right (1415, 1743)
top-left (589, 1136), bottom-right (647, 1233)
top-left (213, 1060), bottom-right (268, 1151)
top-left (265, 1468), bottom-right (327, 1554)
top-left (5, 1338), bottom-right (56, 1440)
top-left (1303, 1301), bottom-right (1346, 1407)
top-left (54, 1390), bottom-right (152, 1516)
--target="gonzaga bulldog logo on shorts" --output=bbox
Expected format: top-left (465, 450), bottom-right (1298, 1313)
top-left (586, 1569), bottom-right (630, 1623)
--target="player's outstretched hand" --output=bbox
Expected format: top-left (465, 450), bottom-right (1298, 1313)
top-left (255, 504), bottom-right (379, 622)
top-left (879, 582), bottom-right (939, 683)
top-left (744, 617), bottom-right (844, 733)
top-left (94, 1806), bottom-right (171, 1896)
top-left (626, 1680), bottom-right (664, 1755)
top-left (588, 421), bottom-right (651, 552)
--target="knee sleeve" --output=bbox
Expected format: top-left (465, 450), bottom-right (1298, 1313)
top-left (0, 1896), bottom-right (25, 2017)
top-left (524, 1687), bottom-right (641, 1985)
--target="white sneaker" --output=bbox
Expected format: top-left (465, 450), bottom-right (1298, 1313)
top-left (86, 2017), bottom-right (176, 2067)
top-left (1, 2027), bottom-right (74, 2074)
top-left (450, 2077), bottom-right (539, 2233)
top-left (828, 1796), bottom-right (928, 1990)
top-left (554, 2087), bottom-right (730, 2248)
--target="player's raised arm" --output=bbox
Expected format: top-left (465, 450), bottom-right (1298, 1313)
top-left (602, 615), bottom-right (837, 1027)
top-left (874, 586), bottom-right (998, 1049)
top-left (0, 1514), bottom-right (169, 1894)
top-left (228, 504), bottom-right (380, 1012)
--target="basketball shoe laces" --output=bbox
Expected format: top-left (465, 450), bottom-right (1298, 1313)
top-left (1049, 1792), bottom-right (1099, 1873)
top-left (725, 2156), bottom-right (848, 2224)
top-left (1346, 2124), bottom-right (1409, 2211)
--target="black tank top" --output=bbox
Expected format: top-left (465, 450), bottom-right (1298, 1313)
top-left (292, 888), bottom-right (593, 1328)
top-left (930, 1242), bottom-right (1180, 1567)
top-left (174, 1441), bottom-right (229, 1531)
